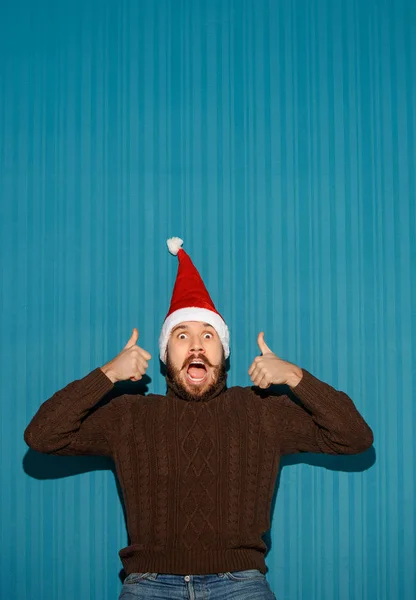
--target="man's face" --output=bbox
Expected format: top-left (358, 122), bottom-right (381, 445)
top-left (166, 321), bottom-right (226, 400)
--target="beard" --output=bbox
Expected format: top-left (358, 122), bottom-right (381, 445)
top-left (166, 350), bottom-right (227, 402)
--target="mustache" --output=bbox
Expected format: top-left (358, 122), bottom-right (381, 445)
top-left (182, 354), bottom-right (215, 370)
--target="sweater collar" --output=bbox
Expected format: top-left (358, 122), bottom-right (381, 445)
top-left (165, 373), bottom-right (227, 402)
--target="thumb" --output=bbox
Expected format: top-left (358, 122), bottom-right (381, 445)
top-left (124, 327), bottom-right (139, 349)
top-left (257, 331), bottom-right (273, 355)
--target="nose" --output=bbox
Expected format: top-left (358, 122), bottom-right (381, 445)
top-left (189, 337), bottom-right (205, 354)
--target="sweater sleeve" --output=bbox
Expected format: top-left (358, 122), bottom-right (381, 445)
top-left (24, 367), bottom-right (120, 457)
top-left (265, 369), bottom-right (374, 456)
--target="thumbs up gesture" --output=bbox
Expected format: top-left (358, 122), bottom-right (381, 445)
top-left (100, 328), bottom-right (152, 383)
top-left (248, 332), bottom-right (303, 389)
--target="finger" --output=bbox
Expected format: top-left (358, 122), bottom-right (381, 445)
top-left (248, 355), bottom-right (262, 376)
top-left (138, 347), bottom-right (152, 361)
top-left (257, 373), bottom-right (271, 389)
top-left (252, 374), bottom-right (264, 387)
top-left (133, 356), bottom-right (149, 374)
top-left (139, 357), bottom-right (149, 371)
top-left (257, 331), bottom-right (273, 355)
top-left (130, 359), bottom-right (147, 381)
top-left (250, 366), bottom-right (263, 381)
top-left (256, 363), bottom-right (268, 378)
top-left (130, 373), bottom-right (143, 382)
top-left (124, 328), bottom-right (139, 349)
top-left (251, 367), bottom-right (267, 387)
top-left (258, 370), bottom-right (271, 389)
top-left (251, 373), bottom-right (264, 385)
top-left (254, 364), bottom-right (271, 385)
top-left (130, 344), bottom-right (152, 361)
top-left (248, 360), bottom-right (258, 377)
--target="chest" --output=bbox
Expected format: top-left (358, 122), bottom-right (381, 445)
top-left (118, 399), bottom-right (279, 484)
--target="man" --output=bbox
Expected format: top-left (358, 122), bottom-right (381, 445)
top-left (24, 237), bottom-right (374, 600)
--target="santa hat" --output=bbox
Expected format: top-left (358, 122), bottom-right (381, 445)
top-left (159, 237), bottom-right (230, 363)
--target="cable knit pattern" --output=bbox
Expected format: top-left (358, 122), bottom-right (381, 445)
top-left (132, 401), bottom-right (152, 544)
top-left (24, 367), bottom-right (373, 575)
top-left (178, 402), bottom-right (217, 550)
top-left (244, 399), bottom-right (261, 529)
top-left (222, 389), bottom-right (241, 548)
top-left (152, 400), bottom-right (170, 548)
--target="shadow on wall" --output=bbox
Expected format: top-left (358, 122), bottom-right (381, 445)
top-left (22, 376), bottom-right (152, 585)
top-left (259, 383), bottom-right (377, 559)
top-left (22, 376), bottom-right (376, 581)
top-left (262, 445), bottom-right (376, 558)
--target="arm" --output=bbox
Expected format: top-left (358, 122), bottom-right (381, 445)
top-left (249, 333), bottom-right (373, 455)
top-left (24, 368), bottom-right (118, 457)
top-left (24, 327), bottom-right (152, 457)
top-left (269, 369), bottom-right (374, 455)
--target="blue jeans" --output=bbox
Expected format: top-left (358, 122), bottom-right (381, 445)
top-left (118, 569), bottom-right (276, 599)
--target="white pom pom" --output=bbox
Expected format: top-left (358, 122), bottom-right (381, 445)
top-left (167, 237), bottom-right (184, 256)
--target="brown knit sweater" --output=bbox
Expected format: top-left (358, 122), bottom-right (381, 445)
top-left (24, 367), bottom-right (373, 575)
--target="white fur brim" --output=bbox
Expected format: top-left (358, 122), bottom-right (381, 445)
top-left (159, 307), bottom-right (230, 363)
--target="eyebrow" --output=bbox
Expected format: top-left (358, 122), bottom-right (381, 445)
top-left (171, 323), bottom-right (215, 334)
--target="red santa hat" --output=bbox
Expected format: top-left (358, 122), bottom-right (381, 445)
top-left (159, 237), bottom-right (230, 363)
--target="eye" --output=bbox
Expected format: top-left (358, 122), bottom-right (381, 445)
top-left (203, 332), bottom-right (213, 339)
top-left (178, 333), bottom-right (187, 340)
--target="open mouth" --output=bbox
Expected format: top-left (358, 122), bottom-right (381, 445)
top-left (186, 360), bottom-right (209, 385)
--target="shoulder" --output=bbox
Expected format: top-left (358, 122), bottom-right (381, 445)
top-left (223, 385), bottom-right (281, 411)
top-left (105, 391), bottom-right (166, 413)
top-left (227, 385), bottom-right (297, 418)
top-left (223, 387), bottom-right (290, 436)
top-left (223, 385), bottom-right (258, 400)
top-left (226, 384), bottom-right (288, 402)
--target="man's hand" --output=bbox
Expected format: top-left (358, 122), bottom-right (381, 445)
top-left (100, 328), bottom-right (152, 383)
top-left (248, 332), bottom-right (303, 389)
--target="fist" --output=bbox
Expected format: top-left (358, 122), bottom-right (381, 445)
top-left (100, 328), bottom-right (152, 383)
top-left (248, 332), bottom-right (303, 389)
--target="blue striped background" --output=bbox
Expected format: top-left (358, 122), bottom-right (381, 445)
top-left (1, 1), bottom-right (414, 598)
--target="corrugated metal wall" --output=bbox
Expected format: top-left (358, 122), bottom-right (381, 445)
top-left (1, 0), bottom-right (414, 598)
